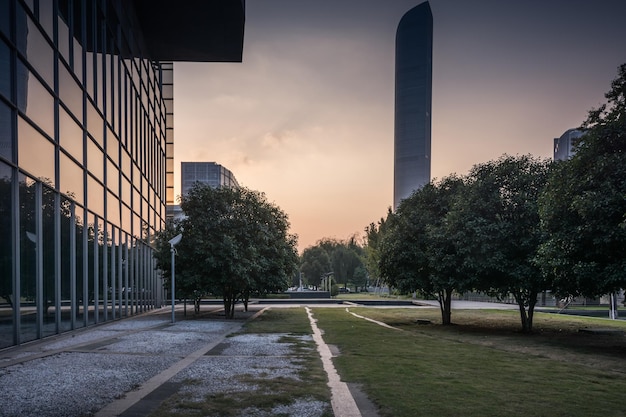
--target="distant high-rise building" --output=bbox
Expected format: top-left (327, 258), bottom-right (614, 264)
top-left (394, 1), bottom-right (433, 210)
top-left (181, 162), bottom-right (239, 195)
top-left (554, 128), bottom-right (584, 161)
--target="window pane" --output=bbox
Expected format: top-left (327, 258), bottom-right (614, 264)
top-left (0, 159), bottom-right (13, 348)
top-left (18, 117), bottom-right (55, 187)
top-left (17, 64), bottom-right (55, 139)
top-left (87, 174), bottom-right (104, 218)
top-left (107, 190), bottom-right (120, 228)
top-left (0, 39), bottom-right (9, 99)
top-left (0, 99), bottom-right (11, 161)
top-left (19, 173), bottom-right (37, 343)
top-left (86, 137), bottom-right (103, 180)
top-left (18, 15), bottom-right (54, 88)
top-left (57, 15), bottom-right (70, 65)
top-left (39, 0), bottom-right (54, 41)
top-left (59, 107), bottom-right (83, 162)
top-left (59, 63), bottom-right (83, 121)
top-left (59, 195), bottom-right (73, 332)
top-left (42, 184), bottom-right (56, 338)
top-left (59, 151), bottom-right (84, 203)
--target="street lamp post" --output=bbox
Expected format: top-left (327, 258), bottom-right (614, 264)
top-left (168, 234), bottom-right (182, 323)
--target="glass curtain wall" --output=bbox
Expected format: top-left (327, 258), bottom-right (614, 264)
top-left (0, 0), bottom-right (167, 349)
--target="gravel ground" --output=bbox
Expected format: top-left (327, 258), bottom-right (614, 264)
top-left (0, 352), bottom-right (179, 417)
top-left (0, 313), bottom-right (332, 417)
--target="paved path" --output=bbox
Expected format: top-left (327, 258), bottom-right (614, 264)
top-left (306, 307), bottom-right (362, 417)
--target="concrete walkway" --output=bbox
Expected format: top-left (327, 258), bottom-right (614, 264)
top-left (306, 307), bottom-right (362, 417)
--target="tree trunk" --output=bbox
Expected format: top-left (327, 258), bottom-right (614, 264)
top-left (223, 294), bottom-right (233, 319)
top-left (242, 289), bottom-right (249, 312)
top-left (438, 289), bottom-right (453, 325)
top-left (515, 291), bottom-right (538, 333)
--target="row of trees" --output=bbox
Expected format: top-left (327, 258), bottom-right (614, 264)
top-left (299, 237), bottom-right (367, 293)
top-left (154, 185), bottom-right (299, 318)
top-left (366, 63), bottom-right (626, 332)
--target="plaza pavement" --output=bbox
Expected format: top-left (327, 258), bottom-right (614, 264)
top-left (0, 299), bottom-right (519, 417)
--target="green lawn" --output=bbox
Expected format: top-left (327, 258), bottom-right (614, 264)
top-left (312, 307), bottom-right (626, 417)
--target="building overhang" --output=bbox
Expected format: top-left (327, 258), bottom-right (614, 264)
top-left (131, 0), bottom-right (245, 62)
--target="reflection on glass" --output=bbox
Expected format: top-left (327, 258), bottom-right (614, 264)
top-left (121, 203), bottom-right (130, 232)
top-left (87, 137), bottom-right (103, 180)
top-left (86, 212), bottom-right (96, 325)
top-left (57, 15), bottom-right (70, 64)
top-left (0, 99), bottom-right (11, 161)
top-left (18, 117), bottom-right (55, 187)
top-left (18, 16), bottom-right (54, 88)
top-left (96, 54), bottom-right (103, 111)
top-left (39, 0), bottom-right (54, 41)
top-left (59, 107), bottom-right (83, 161)
top-left (17, 66), bottom-right (55, 139)
top-left (42, 184), bottom-right (56, 337)
top-left (73, 38), bottom-right (83, 80)
top-left (87, 100), bottom-right (102, 146)
top-left (107, 190), bottom-right (120, 228)
top-left (106, 126), bottom-right (118, 165)
top-left (87, 174), bottom-right (104, 218)
top-left (86, 51), bottom-right (94, 99)
top-left (106, 159), bottom-right (118, 195)
top-left (121, 175), bottom-right (130, 203)
top-left (19, 172), bottom-right (36, 343)
top-left (59, 63), bottom-right (83, 120)
top-left (75, 205), bottom-right (85, 329)
top-left (0, 160), bottom-right (13, 348)
top-left (59, 195), bottom-right (73, 332)
top-left (59, 151), bottom-right (84, 203)
top-left (0, 39), bottom-right (9, 98)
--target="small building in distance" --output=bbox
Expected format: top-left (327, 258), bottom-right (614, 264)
top-left (554, 128), bottom-right (584, 161)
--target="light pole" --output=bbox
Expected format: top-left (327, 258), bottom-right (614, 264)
top-left (168, 234), bottom-right (182, 323)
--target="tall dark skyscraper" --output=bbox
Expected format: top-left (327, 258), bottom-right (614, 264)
top-left (394, 2), bottom-right (433, 209)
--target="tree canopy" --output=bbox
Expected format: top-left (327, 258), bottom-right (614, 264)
top-left (379, 175), bottom-right (469, 325)
top-left (154, 185), bottom-right (298, 318)
top-left (538, 63), bottom-right (626, 299)
top-left (451, 155), bottom-right (552, 332)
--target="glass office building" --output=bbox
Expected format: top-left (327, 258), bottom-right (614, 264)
top-left (0, 0), bottom-right (245, 348)
top-left (181, 162), bottom-right (239, 196)
top-left (394, 1), bottom-right (432, 210)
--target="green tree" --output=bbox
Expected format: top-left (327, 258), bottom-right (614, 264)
top-left (300, 237), bottom-right (366, 292)
top-left (538, 63), bottom-right (626, 299)
top-left (364, 210), bottom-right (391, 289)
top-left (300, 245), bottom-right (331, 289)
top-left (451, 155), bottom-right (551, 332)
top-left (154, 185), bottom-right (298, 318)
top-left (379, 175), bottom-right (469, 325)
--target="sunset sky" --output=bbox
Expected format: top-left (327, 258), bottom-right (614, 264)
top-left (173, 0), bottom-right (626, 252)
